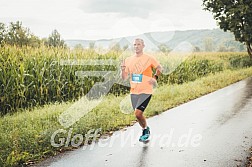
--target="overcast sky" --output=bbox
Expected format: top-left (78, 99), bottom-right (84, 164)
top-left (0, 0), bottom-right (218, 40)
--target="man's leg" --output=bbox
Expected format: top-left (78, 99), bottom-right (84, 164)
top-left (132, 94), bottom-right (152, 141)
top-left (131, 94), bottom-right (152, 128)
top-left (134, 109), bottom-right (147, 129)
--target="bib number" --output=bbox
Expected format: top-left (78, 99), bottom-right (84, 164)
top-left (132, 74), bottom-right (143, 83)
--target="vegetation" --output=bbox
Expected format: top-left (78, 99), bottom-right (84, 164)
top-left (43, 30), bottom-right (66, 48)
top-left (1, 45), bottom-right (252, 115)
top-left (0, 21), bottom-right (65, 48)
top-left (203, 0), bottom-right (252, 58)
top-left (0, 65), bottom-right (252, 166)
top-left (0, 46), bottom-right (252, 166)
top-left (1, 19), bottom-right (252, 166)
top-left (0, 21), bottom-right (41, 47)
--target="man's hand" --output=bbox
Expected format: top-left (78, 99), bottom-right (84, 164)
top-left (121, 59), bottom-right (128, 80)
top-left (121, 59), bottom-right (126, 70)
top-left (148, 77), bottom-right (157, 87)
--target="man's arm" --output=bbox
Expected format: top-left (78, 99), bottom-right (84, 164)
top-left (154, 65), bottom-right (162, 80)
top-left (121, 68), bottom-right (128, 80)
top-left (148, 64), bottom-right (162, 85)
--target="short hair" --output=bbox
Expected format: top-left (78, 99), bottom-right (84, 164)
top-left (134, 38), bottom-right (145, 45)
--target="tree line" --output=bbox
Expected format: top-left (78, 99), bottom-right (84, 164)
top-left (0, 21), bottom-right (66, 48)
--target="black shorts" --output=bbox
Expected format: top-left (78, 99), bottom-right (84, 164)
top-left (130, 94), bottom-right (152, 112)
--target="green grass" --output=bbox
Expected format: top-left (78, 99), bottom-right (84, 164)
top-left (1, 67), bottom-right (252, 166)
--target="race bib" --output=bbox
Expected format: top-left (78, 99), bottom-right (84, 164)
top-left (132, 74), bottom-right (143, 83)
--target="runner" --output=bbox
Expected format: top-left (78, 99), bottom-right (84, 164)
top-left (121, 38), bottom-right (162, 142)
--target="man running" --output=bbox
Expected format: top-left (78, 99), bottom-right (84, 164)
top-left (121, 38), bottom-right (162, 142)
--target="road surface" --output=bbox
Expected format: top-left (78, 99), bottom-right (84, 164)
top-left (36, 77), bottom-right (252, 167)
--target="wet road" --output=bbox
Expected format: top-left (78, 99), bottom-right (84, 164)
top-left (37, 77), bottom-right (252, 167)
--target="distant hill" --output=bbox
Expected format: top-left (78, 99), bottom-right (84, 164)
top-left (65, 29), bottom-right (246, 52)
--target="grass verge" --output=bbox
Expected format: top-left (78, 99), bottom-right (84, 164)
top-left (1, 67), bottom-right (252, 166)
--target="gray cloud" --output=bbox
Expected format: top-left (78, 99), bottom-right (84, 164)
top-left (79, 0), bottom-right (202, 18)
top-left (80, 0), bottom-right (158, 18)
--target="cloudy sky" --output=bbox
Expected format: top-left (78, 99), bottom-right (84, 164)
top-left (0, 0), bottom-right (218, 40)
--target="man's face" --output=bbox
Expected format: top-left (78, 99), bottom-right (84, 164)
top-left (133, 40), bottom-right (145, 54)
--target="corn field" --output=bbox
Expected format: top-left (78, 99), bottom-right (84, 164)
top-left (0, 45), bottom-right (251, 115)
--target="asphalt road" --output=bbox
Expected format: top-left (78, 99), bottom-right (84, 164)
top-left (36, 77), bottom-right (252, 167)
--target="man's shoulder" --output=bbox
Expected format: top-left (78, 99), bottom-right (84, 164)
top-left (143, 54), bottom-right (155, 58)
top-left (143, 54), bottom-right (157, 62)
top-left (125, 54), bottom-right (155, 61)
top-left (125, 56), bottom-right (133, 62)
